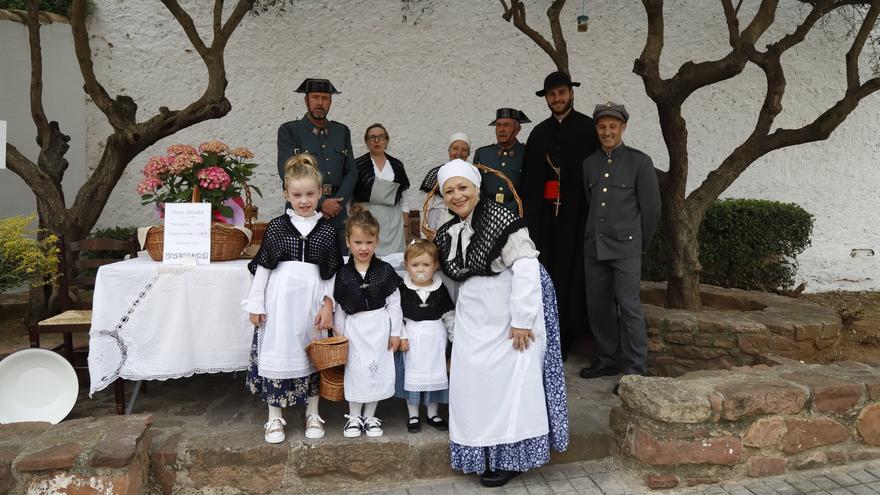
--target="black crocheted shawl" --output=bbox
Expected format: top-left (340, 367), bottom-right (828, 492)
top-left (353, 153), bottom-right (410, 205)
top-left (434, 200), bottom-right (527, 282)
top-left (399, 283), bottom-right (454, 321)
top-left (247, 214), bottom-right (342, 280)
top-left (334, 255), bottom-right (403, 315)
top-left (419, 165), bottom-right (442, 193)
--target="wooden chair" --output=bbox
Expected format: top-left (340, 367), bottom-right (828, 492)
top-left (33, 236), bottom-right (138, 414)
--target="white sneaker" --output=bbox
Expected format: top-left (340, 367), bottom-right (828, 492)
top-left (264, 417), bottom-right (286, 444)
top-left (305, 414), bottom-right (325, 439)
top-left (363, 416), bottom-right (383, 437)
top-left (343, 414), bottom-right (364, 438)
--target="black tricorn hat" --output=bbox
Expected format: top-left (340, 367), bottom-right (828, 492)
top-left (295, 78), bottom-right (341, 95)
top-left (535, 71), bottom-right (580, 97)
top-left (489, 108), bottom-right (532, 126)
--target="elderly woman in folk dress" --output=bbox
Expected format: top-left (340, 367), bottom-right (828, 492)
top-left (353, 123), bottom-right (410, 255)
top-left (433, 159), bottom-right (568, 488)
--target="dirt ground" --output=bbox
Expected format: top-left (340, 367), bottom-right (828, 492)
top-left (802, 291), bottom-right (880, 365)
top-left (2, 290), bottom-right (879, 364)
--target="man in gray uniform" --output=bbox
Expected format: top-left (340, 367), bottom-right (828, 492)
top-left (473, 108), bottom-right (531, 212)
top-left (277, 78), bottom-right (356, 253)
top-left (580, 102), bottom-right (661, 393)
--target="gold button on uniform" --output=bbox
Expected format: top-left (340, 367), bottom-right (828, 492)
top-left (607, 159), bottom-right (612, 164)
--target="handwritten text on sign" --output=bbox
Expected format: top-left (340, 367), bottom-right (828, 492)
top-left (163, 203), bottom-right (211, 265)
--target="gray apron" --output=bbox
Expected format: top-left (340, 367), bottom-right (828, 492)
top-left (364, 177), bottom-right (405, 256)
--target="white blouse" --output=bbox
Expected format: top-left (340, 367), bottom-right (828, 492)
top-left (243, 209), bottom-right (335, 315)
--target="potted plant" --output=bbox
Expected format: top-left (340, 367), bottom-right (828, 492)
top-left (136, 141), bottom-right (262, 261)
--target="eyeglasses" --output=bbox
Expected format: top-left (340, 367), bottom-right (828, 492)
top-left (366, 135), bottom-right (387, 142)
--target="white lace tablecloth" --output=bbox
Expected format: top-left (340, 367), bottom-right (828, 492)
top-left (88, 256), bottom-right (253, 396)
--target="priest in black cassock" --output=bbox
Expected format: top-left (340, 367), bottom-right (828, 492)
top-left (522, 71), bottom-right (600, 360)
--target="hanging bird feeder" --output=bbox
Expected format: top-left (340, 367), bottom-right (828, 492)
top-left (577, 0), bottom-right (589, 32)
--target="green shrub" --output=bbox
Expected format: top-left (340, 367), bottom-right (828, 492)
top-left (642, 199), bottom-right (814, 291)
top-left (88, 225), bottom-right (138, 261)
top-left (0, 215), bottom-right (59, 293)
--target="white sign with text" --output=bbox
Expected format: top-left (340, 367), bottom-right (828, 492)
top-left (163, 203), bottom-right (211, 265)
top-left (0, 120), bottom-right (6, 169)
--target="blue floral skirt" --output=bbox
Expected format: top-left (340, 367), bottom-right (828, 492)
top-left (449, 266), bottom-right (569, 473)
top-left (245, 329), bottom-right (319, 407)
top-left (393, 351), bottom-right (449, 406)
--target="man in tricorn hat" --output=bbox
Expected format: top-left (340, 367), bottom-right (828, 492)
top-left (521, 71), bottom-right (600, 360)
top-left (473, 108), bottom-right (531, 213)
top-left (580, 102), bottom-right (661, 394)
top-left (277, 77), bottom-right (356, 253)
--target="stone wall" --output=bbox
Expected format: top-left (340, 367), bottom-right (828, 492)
top-left (640, 283), bottom-right (843, 377)
top-left (612, 362), bottom-right (880, 489)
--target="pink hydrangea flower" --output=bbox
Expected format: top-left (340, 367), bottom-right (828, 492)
top-left (197, 166), bottom-right (231, 191)
top-left (136, 177), bottom-right (163, 195)
top-left (229, 147), bottom-right (254, 159)
top-left (198, 140), bottom-right (229, 155)
top-left (167, 153), bottom-right (203, 175)
top-left (166, 144), bottom-right (198, 156)
top-left (142, 156), bottom-right (169, 178)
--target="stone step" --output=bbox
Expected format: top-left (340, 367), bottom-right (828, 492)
top-left (70, 354), bottom-right (616, 494)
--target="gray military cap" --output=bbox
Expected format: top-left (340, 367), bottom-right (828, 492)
top-left (592, 101), bottom-right (629, 123)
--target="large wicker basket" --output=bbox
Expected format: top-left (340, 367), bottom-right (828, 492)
top-left (420, 163), bottom-right (523, 238)
top-left (144, 223), bottom-right (249, 262)
top-left (319, 365), bottom-right (345, 402)
top-left (306, 335), bottom-right (349, 371)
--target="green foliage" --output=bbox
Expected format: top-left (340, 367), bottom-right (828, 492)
top-left (0, 215), bottom-right (59, 293)
top-left (88, 225), bottom-right (138, 261)
top-left (643, 199), bottom-right (814, 291)
top-left (0, 0), bottom-right (93, 17)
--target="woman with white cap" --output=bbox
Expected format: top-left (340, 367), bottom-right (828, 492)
top-left (419, 133), bottom-right (471, 240)
top-left (433, 159), bottom-right (568, 487)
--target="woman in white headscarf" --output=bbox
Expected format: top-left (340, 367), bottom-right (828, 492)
top-left (419, 133), bottom-right (471, 240)
top-left (433, 159), bottom-right (568, 488)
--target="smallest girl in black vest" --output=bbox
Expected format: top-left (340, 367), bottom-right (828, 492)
top-left (394, 239), bottom-right (455, 433)
top-left (333, 205), bottom-right (403, 438)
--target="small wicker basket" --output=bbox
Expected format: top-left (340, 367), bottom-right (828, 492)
top-left (306, 335), bottom-right (349, 371)
top-left (420, 163), bottom-right (523, 238)
top-left (319, 365), bottom-right (345, 402)
top-left (243, 182), bottom-right (269, 246)
top-left (144, 223), bottom-right (249, 262)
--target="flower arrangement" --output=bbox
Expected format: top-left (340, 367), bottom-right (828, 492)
top-left (137, 141), bottom-right (261, 223)
top-left (0, 215), bottom-right (59, 293)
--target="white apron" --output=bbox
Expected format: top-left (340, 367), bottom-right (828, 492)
top-left (257, 261), bottom-right (323, 379)
top-left (449, 270), bottom-right (548, 447)
top-left (343, 307), bottom-right (396, 402)
top-left (403, 319), bottom-right (449, 392)
top-left (364, 177), bottom-right (405, 256)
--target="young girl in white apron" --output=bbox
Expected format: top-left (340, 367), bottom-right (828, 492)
top-left (394, 239), bottom-right (455, 433)
top-left (333, 206), bottom-right (403, 438)
top-left (353, 124), bottom-right (410, 256)
top-left (244, 154), bottom-right (342, 443)
top-left (433, 160), bottom-right (569, 488)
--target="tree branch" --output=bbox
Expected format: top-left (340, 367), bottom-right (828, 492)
top-left (633, 0), bottom-right (667, 101)
top-left (70, 0), bottom-right (136, 133)
top-left (845, 2), bottom-right (880, 88)
top-left (213, 0), bottom-right (223, 42)
top-left (499, 0), bottom-right (569, 74)
top-left (26, 0), bottom-right (50, 146)
top-left (5, 143), bottom-right (65, 208)
top-left (721, 0), bottom-right (741, 47)
top-left (160, 0), bottom-right (209, 58)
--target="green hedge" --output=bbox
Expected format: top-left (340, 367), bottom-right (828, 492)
top-left (642, 199), bottom-right (814, 291)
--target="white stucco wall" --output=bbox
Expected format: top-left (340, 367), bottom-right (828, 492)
top-left (24, 0), bottom-right (880, 291)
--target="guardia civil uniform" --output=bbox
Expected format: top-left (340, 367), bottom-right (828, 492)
top-left (581, 102), bottom-right (661, 378)
top-left (473, 108), bottom-right (531, 213)
top-left (277, 78), bottom-right (356, 252)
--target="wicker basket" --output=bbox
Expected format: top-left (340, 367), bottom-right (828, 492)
top-left (244, 182), bottom-right (269, 246)
top-left (306, 335), bottom-right (349, 371)
top-left (420, 163), bottom-right (523, 238)
top-left (319, 365), bottom-right (345, 402)
top-left (143, 223), bottom-right (249, 262)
